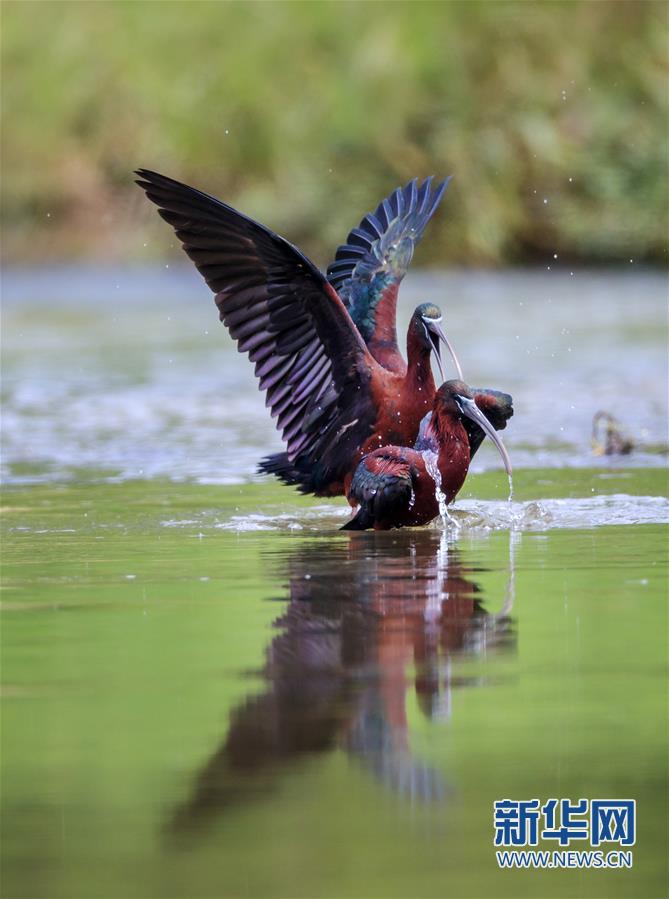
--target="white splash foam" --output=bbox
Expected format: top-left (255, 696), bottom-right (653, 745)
top-left (216, 505), bottom-right (350, 532)
top-left (450, 494), bottom-right (669, 532)
top-left (165, 494), bottom-right (669, 534)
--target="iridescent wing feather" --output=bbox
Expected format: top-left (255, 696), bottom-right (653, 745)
top-left (326, 177), bottom-right (451, 355)
top-left (136, 170), bottom-right (379, 483)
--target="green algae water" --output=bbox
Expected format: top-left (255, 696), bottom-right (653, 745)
top-left (2, 269), bottom-right (668, 897)
top-left (2, 471), bottom-right (668, 899)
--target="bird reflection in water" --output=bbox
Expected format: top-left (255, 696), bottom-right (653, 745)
top-left (167, 530), bottom-right (517, 838)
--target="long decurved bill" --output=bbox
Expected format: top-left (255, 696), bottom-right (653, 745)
top-left (456, 394), bottom-right (513, 475)
top-left (427, 321), bottom-right (463, 381)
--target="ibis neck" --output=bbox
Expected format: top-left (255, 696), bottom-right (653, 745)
top-left (405, 326), bottom-right (436, 395)
top-left (424, 408), bottom-right (471, 503)
top-left (366, 284), bottom-right (402, 373)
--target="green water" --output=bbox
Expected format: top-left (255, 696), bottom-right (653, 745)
top-left (2, 469), bottom-right (667, 899)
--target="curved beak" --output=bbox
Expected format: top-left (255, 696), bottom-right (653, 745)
top-left (455, 394), bottom-right (513, 476)
top-left (427, 320), bottom-right (463, 381)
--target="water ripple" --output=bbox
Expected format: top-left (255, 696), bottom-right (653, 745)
top-left (212, 494), bottom-right (668, 533)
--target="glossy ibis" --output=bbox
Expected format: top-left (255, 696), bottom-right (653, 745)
top-left (136, 170), bottom-right (463, 496)
top-left (344, 380), bottom-right (513, 530)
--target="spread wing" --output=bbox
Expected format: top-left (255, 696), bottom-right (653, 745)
top-left (326, 177), bottom-right (450, 370)
top-left (135, 169), bottom-right (380, 476)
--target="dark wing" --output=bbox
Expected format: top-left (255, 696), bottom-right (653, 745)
top-left (326, 177), bottom-right (450, 366)
top-left (342, 451), bottom-right (413, 531)
top-left (135, 169), bottom-right (379, 480)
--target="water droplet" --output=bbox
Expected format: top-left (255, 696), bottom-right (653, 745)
top-left (422, 450), bottom-right (456, 528)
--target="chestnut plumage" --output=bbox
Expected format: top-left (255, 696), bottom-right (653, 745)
top-left (344, 381), bottom-right (513, 531)
top-left (136, 170), bottom-right (463, 496)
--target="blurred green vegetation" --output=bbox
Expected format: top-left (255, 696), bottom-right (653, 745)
top-left (2, 0), bottom-right (667, 265)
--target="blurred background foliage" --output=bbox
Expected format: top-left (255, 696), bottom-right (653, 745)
top-left (2, 0), bottom-right (667, 266)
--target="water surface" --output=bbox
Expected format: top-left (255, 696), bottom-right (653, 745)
top-left (2, 267), bottom-right (668, 898)
top-left (3, 266), bottom-right (667, 484)
top-left (2, 477), bottom-right (667, 898)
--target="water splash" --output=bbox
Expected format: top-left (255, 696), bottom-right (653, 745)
top-left (453, 494), bottom-right (668, 531)
top-left (206, 494), bottom-right (669, 533)
top-left (421, 450), bottom-right (458, 529)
